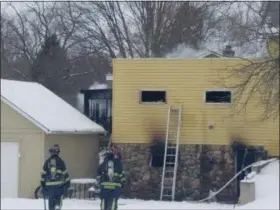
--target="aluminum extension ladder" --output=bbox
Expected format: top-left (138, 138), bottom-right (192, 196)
top-left (160, 104), bottom-right (182, 201)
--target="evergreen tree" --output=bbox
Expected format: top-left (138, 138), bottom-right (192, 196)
top-left (30, 34), bottom-right (71, 93)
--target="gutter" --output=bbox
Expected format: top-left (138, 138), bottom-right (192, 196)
top-left (45, 129), bottom-right (106, 135)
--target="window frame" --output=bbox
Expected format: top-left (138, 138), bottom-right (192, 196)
top-left (139, 89), bottom-right (167, 104)
top-left (149, 145), bottom-right (178, 168)
top-left (204, 89), bottom-right (232, 104)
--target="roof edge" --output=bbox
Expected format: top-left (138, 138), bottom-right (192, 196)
top-left (46, 129), bottom-right (106, 135)
top-left (1, 96), bottom-right (50, 133)
top-left (1, 96), bottom-right (106, 135)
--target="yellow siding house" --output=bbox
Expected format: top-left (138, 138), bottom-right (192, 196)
top-left (111, 57), bottom-right (279, 202)
top-left (112, 58), bottom-right (279, 156)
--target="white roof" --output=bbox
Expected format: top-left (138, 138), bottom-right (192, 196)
top-left (1, 79), bottom-right (105, 134)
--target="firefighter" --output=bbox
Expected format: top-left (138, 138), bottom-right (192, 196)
top-left (97, 144), bottom-right (125, 210)
top-left (40, 144), bottom-right (70, 210)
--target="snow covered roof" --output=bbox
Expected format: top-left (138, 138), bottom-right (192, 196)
top-left (1, 79), bottom-right (105, 134)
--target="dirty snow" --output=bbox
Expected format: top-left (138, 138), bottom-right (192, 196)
top-left (1, 159), bottom-right (279, 209)
top-left (1, 79), bottom-right (105, 134)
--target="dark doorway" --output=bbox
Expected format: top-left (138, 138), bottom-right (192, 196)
top-left (232, 141), bottom-right (268, 203)
top-left (80, 89), bottom-right (112, 134)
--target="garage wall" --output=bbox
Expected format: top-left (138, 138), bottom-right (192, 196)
top-left (1, 101), bottom-right (45, 198)
top-left (44, 134), bottom-right (100, 179)
top-left (1, 101), bottom-right (40, 131)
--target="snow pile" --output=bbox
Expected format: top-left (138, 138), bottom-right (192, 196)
top-left (243, 158), bottom-right (278, 182)
top-left (243, 171), bottom-right (257, 181)
top-left (251, 158), bottom-right (277, 167)
top-left (238, 159), bottom-right (279, 209)
top-left (1, 79), bottom-right (105, 134)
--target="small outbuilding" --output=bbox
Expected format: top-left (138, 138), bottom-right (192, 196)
top-left (1, 79), bottom-right (105, 198)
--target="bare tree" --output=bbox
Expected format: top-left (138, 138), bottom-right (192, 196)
top-left (1, 2), bottom-right (112, 104)
top-left (75, 1), bottom-right (218, 58)
top-left (217, 2), bottom-right (279, 120)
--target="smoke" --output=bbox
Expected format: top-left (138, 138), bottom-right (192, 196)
top-left (165, 45), bottom-right (205, 58)
top-left (164, 11), bottom-right (267, 60)
top-left (76, 81), bottom-right (108, 113)
top-left (76, 93), bottom-right (84, 113)
top-left (164, 37), bottom-right (266, 59)
top-left (88, 82), bottom-right (108, 90)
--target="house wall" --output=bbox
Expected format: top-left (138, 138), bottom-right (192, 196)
top-left (44, 134), bottom-right (100, 179)
top-left (112, 58), bottom-right (279, 156)
top-left (1, 101), bottom-right (45, 198)
top-left (117, 143), bottom-right (239, 201)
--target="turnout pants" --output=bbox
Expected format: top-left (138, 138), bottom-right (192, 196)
top-left (45, 185), bottom-right (64, 210)
top-left (100, 188), bottom-right (120, 210)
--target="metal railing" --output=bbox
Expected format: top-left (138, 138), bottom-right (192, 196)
top-left (68, 179), bottom-right (100, 200)
top-left (34, 179), bottom-right (100, 200)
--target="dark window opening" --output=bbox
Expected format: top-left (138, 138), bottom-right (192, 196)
top-left (141, 90), bottom-right (166, 103)
top-left (205, 90), bottom-right (231, 103)
top-left (150, 142), bottom-right (179, 168)
top-left (232, 141), bottom-right (268, 199)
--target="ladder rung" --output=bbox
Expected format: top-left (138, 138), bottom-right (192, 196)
top-left (161, 104), bottom-right (181, 201)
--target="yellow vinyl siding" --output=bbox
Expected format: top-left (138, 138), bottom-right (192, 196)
top-left (112, 58), bottom-right (279, 156)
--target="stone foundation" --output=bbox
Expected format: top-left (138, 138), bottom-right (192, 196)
top-left (116, 143), bottom-right (237, 202)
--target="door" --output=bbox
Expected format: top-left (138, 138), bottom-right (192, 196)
top-left (1, 142), bottom-right (20, 198)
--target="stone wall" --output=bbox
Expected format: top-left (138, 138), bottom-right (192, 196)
top-left (116, 143), bottom-right (237, 202)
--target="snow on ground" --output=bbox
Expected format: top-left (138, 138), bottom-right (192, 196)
top-left (1, 198), bottom-right (233, 210)
top-left (237, 159), bottom-right (279, 210)
top-left (1, 159), bottom-right (279, 209)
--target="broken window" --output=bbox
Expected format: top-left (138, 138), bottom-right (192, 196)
top-left (140, 90), bottom-right (166, 103)
top-left (149, 142), bottom-right (179, 168)
top-left (205, 90), bottom-right (232, 104)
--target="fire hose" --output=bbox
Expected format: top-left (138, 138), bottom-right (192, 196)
top-left (195, 158), bottom-right (277, 203)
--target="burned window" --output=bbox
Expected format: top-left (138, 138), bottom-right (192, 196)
top-left (205, 90), bottom-right (232, 103)
top-left (150, 142), bottom-right (179, 168)
top-left (140, 90), bottom-right (166, 103)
